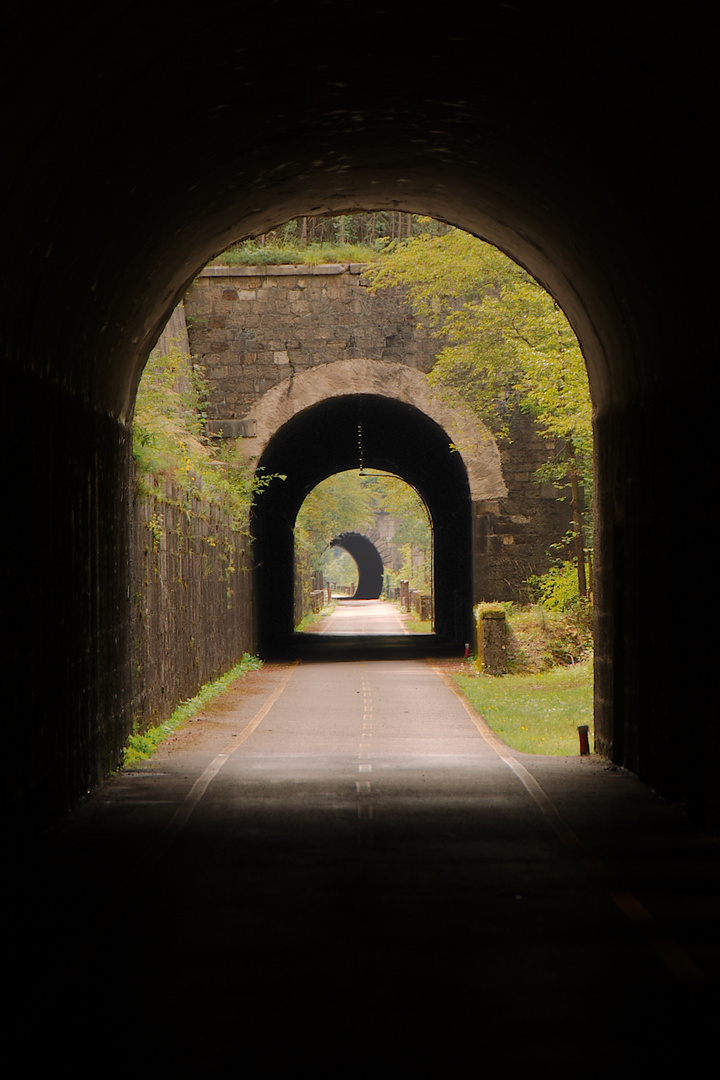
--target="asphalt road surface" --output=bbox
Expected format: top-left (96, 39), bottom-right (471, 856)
top-left (313, 597), bottom-right (410, 634)
top-left (9, 651), bottom-right (718, 1071)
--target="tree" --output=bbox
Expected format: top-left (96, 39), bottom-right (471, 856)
top-left (294, 470), bottom-right (376, 572)
top-left (362, 472), bottom-right (432, 591)
top-left (365, 227), bottom-right (593, 596)
top-left (294, 469), bottom-right (432, 590)
top-left (222, 212), bottom-right (451, 261)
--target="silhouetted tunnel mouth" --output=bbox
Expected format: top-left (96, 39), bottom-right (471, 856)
top-left (293, 628), bottom-right (452, 662)
top-left (329, 532), bottom-right (384, 599)
top-left (252, 394), bottom-right (473, 660)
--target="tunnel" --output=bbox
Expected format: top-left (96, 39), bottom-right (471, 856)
top-left (252, 394), bottom-right (472, 658)
top-left (1, 6), bottom-right (716, 832)
top-left (329, 534), bottom-right (385, 601)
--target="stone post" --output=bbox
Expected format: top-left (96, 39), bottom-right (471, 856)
top-left (476, 604), bottom-right (508, 675)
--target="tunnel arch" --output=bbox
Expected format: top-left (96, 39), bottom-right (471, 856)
top-left (329, 532), bottom-right (385, 601)
top-left (4, 9), bottom-right (715, 826)
top-left (252, 394), bottom-right (473, 657)
top-left (238, 359), bottom-right (507, 502)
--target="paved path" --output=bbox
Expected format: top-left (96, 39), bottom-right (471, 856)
top-left (9, 656), bottom-right (718, 1070)
top-left (312, 596), bottom-right (410, 635)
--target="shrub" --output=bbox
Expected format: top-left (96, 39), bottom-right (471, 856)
top-left (533, 559), bottom-right (581, 609)
top-left (505, 604), bottom-right (592, 673)
top-left (216, 241), bottom-right (383, 266)
top-left (529, 558), bottom-right (593, 630)
top-left (133, 347), bottom-right (283, 532)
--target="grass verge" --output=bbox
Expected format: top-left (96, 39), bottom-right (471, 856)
top-left (454, 659), bottom-right (593, 755)
top-left (295, 602), bottom-right (337, 632)
top-left (123, 653), bottom-right (263, 767)
top-left (390, 601), bottom-right (432, 634)
top-left (403, 614), bottom-right (433, 634)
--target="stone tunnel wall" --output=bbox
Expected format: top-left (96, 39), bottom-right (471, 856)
top-left (184, 265), bottom-right (574, 601)
top-left (131, 472), bottom-right (253, 730)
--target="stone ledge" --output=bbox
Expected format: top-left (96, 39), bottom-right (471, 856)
top-left (201, 263), bottom-right (364, 278)
top-left (207, 418), bottom-right (257, 438)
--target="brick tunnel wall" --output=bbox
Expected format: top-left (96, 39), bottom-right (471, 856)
top-left (131, 473), bottom-right (253, 730)
top-left (184, 264), bottom-right (573, 601)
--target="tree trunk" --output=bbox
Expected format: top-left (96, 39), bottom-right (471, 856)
top-left (566, 438), bottom-right (587, 597)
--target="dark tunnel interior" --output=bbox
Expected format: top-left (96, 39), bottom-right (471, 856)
top-left (2, 6), bottom-right (716, 830)
top-left (252, 394), bottom-right (472, 658)
top-left (329, 533), bottom-right (385, 601)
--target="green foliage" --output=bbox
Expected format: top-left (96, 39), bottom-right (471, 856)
top-left (133, 347), bottom-right (282, 531)
top-left (365, 227), bottom-right (592, 488)
top-left (524, 561), bottom-right (594, 656)
top-left (218, 240), bottom-right (384, 266)
top-left (216, 212), bottom-right (450, 265)
top-left (505, 604), bottom-right (593, 672)
top-left (366, 226), bottom-right (593, 591)
top-left (133, 346), bottom-right (209, 475)
top-left (368, 472), bottom-right (432, 592)
top-left (295, 470), bottom-right (377, 571)
top-left (293, 469), bottom-right (432, 619)
top-left (477, 601), bottom-right (507, 618)
top-left (123, 654), bottom-right (263, 767)
top-left (373, 473), bottom-right (431, 549)
top-left (322, 547), bottom-right (359, 590)
top-left (295, 601), bottom-right (337, 632)
top-left (455, 660), bottom-right (593, 755)
top-left (400, 609), bottom-right (433, 634)
top-left (531, 559), bottom-right (586, 613)
top-left (294, 468), bottom-right (431, 582)
top-left (391, 542), bottom-right (429, 592)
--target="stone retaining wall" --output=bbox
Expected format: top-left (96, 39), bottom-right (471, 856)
top-left (185, 263), bottom-right (440, 423)
top-left (131, 474), bottom-right (253, 728)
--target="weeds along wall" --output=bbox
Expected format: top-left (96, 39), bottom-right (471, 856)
top-left (131, 472), bottom-right (253, 729)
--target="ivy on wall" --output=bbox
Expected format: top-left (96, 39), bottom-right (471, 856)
top-left (133, 346), bottom-right (281, 532)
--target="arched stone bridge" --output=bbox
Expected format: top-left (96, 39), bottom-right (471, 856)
top-left (181, 263), bottom-right (573, 607)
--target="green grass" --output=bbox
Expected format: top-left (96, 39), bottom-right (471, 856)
top-left (390, 600), bottom-right (432, 634)
top-left (403, 614), bottom-right (433, 634)
top-left (454, 660), bottom-right (593, 755)
top-left (123, 653), bottom-right (262, 767)
top-left (295, 602), bottom-right (337, 632)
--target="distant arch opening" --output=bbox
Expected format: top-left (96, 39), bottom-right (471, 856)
top-left (293, 465), bottom-right (435, 639)
top-left (329, 533), bottom-right (383, 600)
top-left (252, 393), bottom-right (472, 658)
top-left (330, 529), bottom-right (386, 600)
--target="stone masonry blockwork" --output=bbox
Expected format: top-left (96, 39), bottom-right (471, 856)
top-left (131, 474), bottom-right (253, 730)
top-left (184, 265), bottom-right (574, 601)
